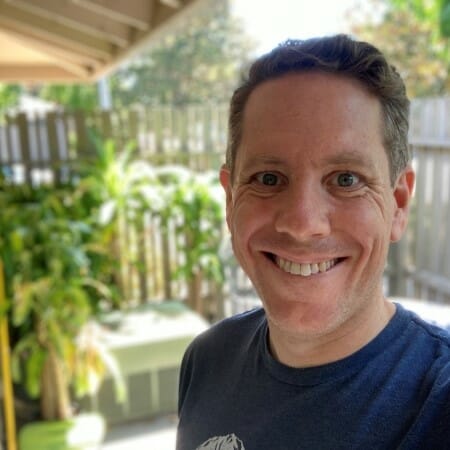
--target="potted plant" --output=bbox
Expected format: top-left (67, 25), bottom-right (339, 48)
top-left (0, 182), bottom-right (125, 450)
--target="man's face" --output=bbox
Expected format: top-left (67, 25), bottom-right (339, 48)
top-left (221, 72), bottom-right (414, 341)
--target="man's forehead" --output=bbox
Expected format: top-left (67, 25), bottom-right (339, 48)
top-left (241, 72), bottom-right (382, 132)
top-left (246, 70), bottom-right (373, 103)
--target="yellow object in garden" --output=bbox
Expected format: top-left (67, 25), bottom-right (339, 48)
top-left (0, 259), bottom-right (17, 450)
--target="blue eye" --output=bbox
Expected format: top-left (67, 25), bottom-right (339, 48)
top-left (336, 172), bottom-right (359, 187)
top-left (257, 172), bottom-right (279, 186)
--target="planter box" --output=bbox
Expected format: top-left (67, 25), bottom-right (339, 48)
top-left (19, 413), bottom-right (105, 450)
top-left (79, 301), bottom-right (208, 424)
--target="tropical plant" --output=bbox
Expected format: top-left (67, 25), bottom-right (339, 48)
top-left (154, 166), bottom-right (225, 313)
top-left (0, 183), bottom-right (125, 421)
top-left (76, 139), bottom-right (161, 301)
top-left (1, 143), bottom-right (227, 424)
top-left (76, 140), bottom-right (227, 314)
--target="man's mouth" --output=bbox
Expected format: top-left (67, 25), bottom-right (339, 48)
top-left (271, 254), bottom-right (342, 277)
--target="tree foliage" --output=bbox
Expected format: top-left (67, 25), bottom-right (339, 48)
top-left (388, 0), bottom-right (450, 37)
top-left (38, 84), bottom-right (98, 112)
top-left (349, 0), bottom-right (450, 97)
top-left (110, 0), bottom-right (255, 106)
top-left (0, 84), bottom-right (21, 112)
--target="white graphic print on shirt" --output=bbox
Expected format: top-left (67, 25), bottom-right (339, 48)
top-left (196, 433), bottom-right (246, 450)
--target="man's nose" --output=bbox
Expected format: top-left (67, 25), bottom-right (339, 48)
top-left (274, 180), bottom-right (331, 240)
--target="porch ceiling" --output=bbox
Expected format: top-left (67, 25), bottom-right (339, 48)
top-left (0, 0), bottom-right (205, 83)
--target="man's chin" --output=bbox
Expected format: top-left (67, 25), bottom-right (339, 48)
top-left (263, 298), bottom-right (345, 340)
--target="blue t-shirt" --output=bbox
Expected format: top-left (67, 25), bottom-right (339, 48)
top-left (177, 304), bottom-right (450, 450)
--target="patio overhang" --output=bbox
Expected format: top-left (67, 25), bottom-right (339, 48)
top-left (0, 0), bottom-right (207, 83)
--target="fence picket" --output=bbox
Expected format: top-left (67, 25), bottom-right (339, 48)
top-left (46, 112), bottom-right (58, 158)
top-left (16, 113), bottom-right (31, 184)
top-left (74, 110), bottom-right (92, 158)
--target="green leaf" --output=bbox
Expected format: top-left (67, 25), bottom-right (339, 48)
top-left (12, 279), bottom-right (48, 326)
top-left (24, 347), bottom-right (47, 398)
top-left (9, 230), bottom-right (24, 252)
top-left (441, 1), bottom-right (450, 36)
top-left (11, 334), bottom-right (38, 383)
top-left (98, 200), bottom-right (117, 225)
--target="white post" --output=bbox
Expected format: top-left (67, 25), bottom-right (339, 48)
top-left (97, 77), bottom-right (112, 110)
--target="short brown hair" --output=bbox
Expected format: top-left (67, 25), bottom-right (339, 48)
top-left (226, 34), bottom-right (410, 185)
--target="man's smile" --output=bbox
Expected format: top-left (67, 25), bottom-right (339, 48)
top-left (271, 254), bottom-right (342, 277)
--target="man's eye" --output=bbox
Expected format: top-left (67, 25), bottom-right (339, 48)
top-left (334, 172), bottom-right (360, 188)
top-left (256, 172), bottom-right (280, 186)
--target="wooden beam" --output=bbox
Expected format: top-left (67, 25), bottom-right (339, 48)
top-left (159, 0), bottom-right (181, 8)
top-left (7, 0), bottom-right (132, 47)
top-left (0, 0), bottom-right (205, 82)
top-left (0, 1), bottom-right (115, 60)
top-left (71, 0), bottom-right (153, 30)
top-left (0, 64), bottom-right (92, 82)
top-left (0, 25), bottom-right (103, 71)
top-left (151, 0), bottom-right (184, 29)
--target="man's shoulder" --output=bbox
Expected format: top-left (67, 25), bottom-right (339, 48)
top-left (399, 309), bottom-right (450, 448)
top-left (400, 302), bottom-right (450, 350)
top-left (398, 303), bottom-right (450, 385)
top-left (396, 298), bottom-right (450, 333)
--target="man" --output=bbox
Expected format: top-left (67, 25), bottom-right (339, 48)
top-left (176, 35), bottom-right (450, 449)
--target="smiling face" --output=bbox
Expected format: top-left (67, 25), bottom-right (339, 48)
top-left (221, 72), bottom-right (414, 356)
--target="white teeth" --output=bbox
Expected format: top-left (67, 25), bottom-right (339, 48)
top-left (276, 256), bottom-right (338, 277)
top-left (300, 264), bottom-right (311, 276)
top-left (291, 263), bottom-right (301, 275)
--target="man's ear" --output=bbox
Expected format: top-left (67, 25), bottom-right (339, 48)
top-left (219, 165), bottom-right (233, 231)
top-left (390, 165), bottom-right (415, 242)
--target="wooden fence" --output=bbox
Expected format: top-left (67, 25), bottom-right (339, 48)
top-left (1, 100), bottom-right (450, 308)
top-left (386, 98), bottom-right (450, 303)
top-left (0, 105), bottom-right (228, 185)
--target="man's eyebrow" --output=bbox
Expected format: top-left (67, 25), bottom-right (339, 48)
top-left (320, 151), bottom-right (374, 168)
top-left (239, 151), bottom-right (378, 171)
top-left (240, 156), bottom-right (286, 169)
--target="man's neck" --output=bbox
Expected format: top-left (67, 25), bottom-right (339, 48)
top-left (267, 299), bottom-right (396, 368)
